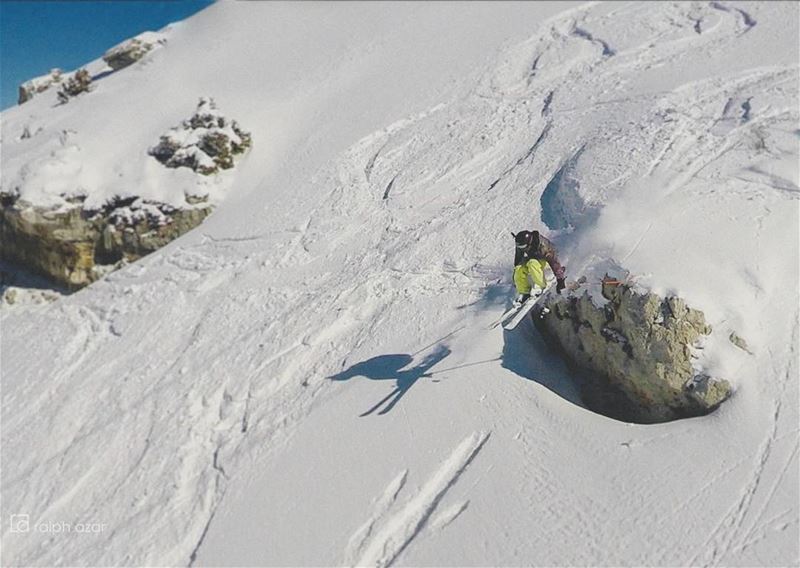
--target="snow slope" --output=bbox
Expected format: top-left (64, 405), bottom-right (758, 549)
top-left (1, 1), bottom-right (798, 566)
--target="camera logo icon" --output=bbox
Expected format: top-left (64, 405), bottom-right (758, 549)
top-left (9, 514), bottom-right (30, 533)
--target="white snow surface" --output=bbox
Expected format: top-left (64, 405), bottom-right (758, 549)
top-left (2, 1), bottom-right (799, 566)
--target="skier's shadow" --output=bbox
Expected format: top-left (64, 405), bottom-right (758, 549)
top-left (328, 345), bottom-right (451, 417)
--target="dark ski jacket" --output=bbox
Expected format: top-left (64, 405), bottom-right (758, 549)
top-left (514, 230), bottom-right (566, 281)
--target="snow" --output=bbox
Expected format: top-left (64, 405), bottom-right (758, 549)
top-left (1, 1), bottom-right (798, 567)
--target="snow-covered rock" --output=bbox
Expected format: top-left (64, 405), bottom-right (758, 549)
top-left (1, 97), bottom-right (245, 289)
top-left (0, 195), bottom-right (211, 288)
top-left (149, 97), bottom-right (252, 175)
top-left (102, 31), bottom-right (166, 71)
top-left (56, 68), bottom-right (92, 104)
top-left (17, 68), bottom-right (63, 104)
top-left (17, 30), bottom-right (166, 107)
top-left (536, 274), bottom-right (732, 423)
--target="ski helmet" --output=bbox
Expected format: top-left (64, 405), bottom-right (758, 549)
top-left (515, 230), bottom-right (536, 249)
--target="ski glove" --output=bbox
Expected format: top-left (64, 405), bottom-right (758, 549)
top-left (556, 278), bottom-right (566, 294)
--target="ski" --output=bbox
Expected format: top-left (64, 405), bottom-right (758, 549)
top-left (488, 289), bottom-right (542, 330)
top-left (503, 295), bottom-right (540, 330)
top-left (501, 283), bottom-right (556, 330)
top-left (488, 304), bottom-right (523, 329)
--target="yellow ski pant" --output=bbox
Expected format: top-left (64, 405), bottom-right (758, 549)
top-left (514, 259), bottom-right (548, 294)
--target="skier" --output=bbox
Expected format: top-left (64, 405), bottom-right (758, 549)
top-left (512, 230), bottom-right (566, 306)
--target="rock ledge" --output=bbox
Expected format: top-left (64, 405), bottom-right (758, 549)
top-left (535, 272), bottom-right (731, 423)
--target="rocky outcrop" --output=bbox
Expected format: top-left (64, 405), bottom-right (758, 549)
top-left (0, 195), bottom-right (211, 289)
top-left (18, 69), bottom-right (63, 105)
top-left (1, 100), bottom-right (250, 290)
top-left (56, 69), bottom-right (92, 104)
top-left (19, 67), bottom-right (94, 106)
top-left (149, 98), bottom-right (252, 175)
top-left (17, 31), bottom-right (166, 106)
top-left (102, 32), bottom-right (166, 71)
top-left (535, 273), bottom-right (731, 423)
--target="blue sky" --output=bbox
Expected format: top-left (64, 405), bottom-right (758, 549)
top-left (0, 1), bottom-right (214, 110)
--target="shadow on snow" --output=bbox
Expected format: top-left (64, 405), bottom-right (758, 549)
top-left (329, 345), bottom-right (451, 417)
top-left (500, 309), bottom-right (584, 407)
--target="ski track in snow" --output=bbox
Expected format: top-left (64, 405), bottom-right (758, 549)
top-left (711, 2), bottom-right (757, 35)
top-left (349, 432), bottom-right (490, 567)
top-left (688, 316), bottom-right (800, 566)
top-left (344, 470), bottom-right (409, 565)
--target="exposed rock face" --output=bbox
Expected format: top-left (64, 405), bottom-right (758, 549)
top-left (17, 32), bottom-right (166, 106)
top-left (1, 100), bottom-right (249, 290)
top-left (535, 275), bottom-right (731, 423)
top-left (102, 33), bottom-right (165, 70)
top-left (18, 69), bottom-right (63, 105)
top-left (149, 98), bottom-right (252, 175)
top-left (0, 196), bottom-right (211, 289)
